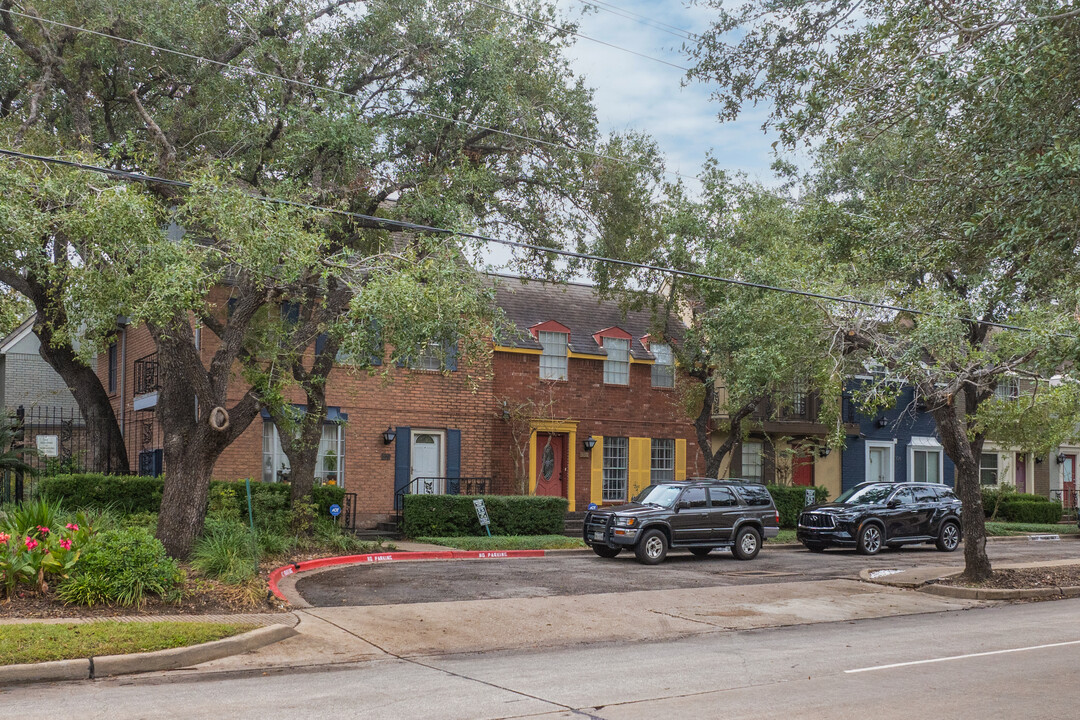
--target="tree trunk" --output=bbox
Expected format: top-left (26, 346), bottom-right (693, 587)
top-left (157, 431), bottom-right (216, 558)
top-left (273, 396), bottom-right (327, 510)
top-left (932, 396), bottom-right (992, 582)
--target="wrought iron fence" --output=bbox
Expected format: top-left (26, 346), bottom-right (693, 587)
top-left (133, 352), bottom-right (160, 396)
top-left (1049, 489), bottom-right (1079, 512)
top-left (394, 476), bottom-right (492, 511)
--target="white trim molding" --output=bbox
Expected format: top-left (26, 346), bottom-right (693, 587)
top-left (908, 436), bottom-right (945, 484)
top-left (865, 439), bottom-right (897, 483)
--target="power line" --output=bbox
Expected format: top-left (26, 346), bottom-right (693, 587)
top-left (0, 146), bottom-right (1052, 337)
top-left (577, 0), bottom-right (699, 41)
top-left (466, 0), bottom-right (690, 71)
top-left (0, 7), bottom-right (701, 185)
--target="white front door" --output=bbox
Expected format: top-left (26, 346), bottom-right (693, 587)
top-left (411, 432), bottom-right (444, 494)
top-left (867, 445), bottom-right (892, 483)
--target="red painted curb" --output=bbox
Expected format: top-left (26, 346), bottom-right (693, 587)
top-left (268, 549), bottom-right (549, 601)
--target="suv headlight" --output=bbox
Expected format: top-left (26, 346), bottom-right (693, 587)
top-left (615, 516), bottom-right (638, 527)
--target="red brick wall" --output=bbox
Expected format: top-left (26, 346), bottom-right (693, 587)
top-left (491, 351), bottom-right (703, 510)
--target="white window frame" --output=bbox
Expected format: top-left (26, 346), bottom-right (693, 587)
top-left (538, 331), bottom-right (568, 381)
top-left (980, 452), bottom-right (1000, 486)
top-left (650, 438), bottom-right (675, 482)
top-left (906, 437), bottom-right (944, 484)
top-left (603, 337), bottom-right (630, 385)
top-left (263, 420), bottom-right (346, 486)
top-left (741, 440), bottom-right (764, 482)
top-left (994, 377), bottom-right (1020, 401)
top-left (602, 436), bottom-right (629, 502)
top-left (409, 341), bottom-right (443, 371)
top-left (865, 440), bottom-right (897, 483)
top-left (650, 343), bottom-right (674, 388)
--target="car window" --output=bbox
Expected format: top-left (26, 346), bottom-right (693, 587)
top-left (938, 488), bottom-right (959, 501)
top-left (633, 484), bottom-right (683, 508)
top-left (890, 488), bottom-right (915, 505)
top-left (735, 485), bottom-right (773, 507)
top-left (709, 487), bottom-right (738, 507)
top-left (913, 486), bottom-right (938, 502)
top-left (681, 487), bottom-right (708, 508)
top-left (835, 484), bottom-right (895, 505)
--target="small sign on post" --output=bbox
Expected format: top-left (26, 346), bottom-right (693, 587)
top-left (35, 435), bottom-right (59, 457)
top-left (804, 488), bottom-right (816, 507)
top-left (329, 503), bottom-right (342, 519)
top-left (473, 498), bottom-right (492, 537)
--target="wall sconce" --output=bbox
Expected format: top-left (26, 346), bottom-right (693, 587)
top-left (818, 446), bottom-right (831, 458)
top-left (875, 417), bottom-right (888, 428)
top-left (1035, 456), bottom-right (1043, 464)
top-left (382, 427), bottom-right (397, 445)
top-left (1057, 453), bottom-right (1066, 465)
top-left (583, 436), bottom-right (597, 452)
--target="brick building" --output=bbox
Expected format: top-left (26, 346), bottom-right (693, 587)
top-left (96, 276), bottom-right (702, 527)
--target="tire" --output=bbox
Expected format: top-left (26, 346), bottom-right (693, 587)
top-left (689, 547), bottom-right (713, 557)
top-left (732, 526), bottom-right (761, 561)
top-left (634, 529), bottom-right (669, 565)
top-left (856, 524), bottom-right (883, 556)
top-left (592, 544), bottom-right (621, 558)
top-left (804, 543), bottom-right (827, 553)
top-left (936, 520), bottom-right (961, 552)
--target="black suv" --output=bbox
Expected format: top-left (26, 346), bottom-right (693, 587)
top-left (797, 482), bottom-right (962, 555)
top-left (583, 479), bottom-right (781, 565)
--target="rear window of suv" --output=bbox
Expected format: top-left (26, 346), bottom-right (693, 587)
top-left (735, 485), bottom-right (773, 507)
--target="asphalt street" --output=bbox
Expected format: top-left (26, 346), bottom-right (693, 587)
top-left (297, 537), bottom-right (1079, 606)
top-left (5, 593), bottom-right (1080, 719)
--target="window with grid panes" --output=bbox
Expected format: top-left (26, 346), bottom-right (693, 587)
top-left (792, 378), bottom-right (807, 415)
top-left (741, 441), bottom-right (763, 482)
top-left (409, 341), bottom-right (442, 371)
top-left (538, 331), bottom-right (568, 380)
top-left (603, 338), bottom-right (630, 385)
top-left (980, 453), bottom-right (999, 485)
top-left (651, 343), bottom-right (674, 388)
top-left (602, 436), bottom-right (629, 502)
top-left (651, 438), bottom-right (675, 482)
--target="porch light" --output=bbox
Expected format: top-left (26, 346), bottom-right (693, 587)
top-left (583, 436), bottom-right (597, 451)
top-left (382, 427), bottom-right (397, 445)
top-left (1057, 453), bottom-right (1066, 464)
top-left (818, 446), bottom-right (831, 458)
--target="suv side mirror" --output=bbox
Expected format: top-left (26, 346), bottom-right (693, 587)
top-left (675, 500), bottom-right (690, 511)
top-left (886, 499), bottom-right (901, 508)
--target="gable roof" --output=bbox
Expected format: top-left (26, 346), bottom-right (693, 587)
top-left (492, 275), bottom-right (684, 359)
top-left (0, 313), bottom-right (37, 355)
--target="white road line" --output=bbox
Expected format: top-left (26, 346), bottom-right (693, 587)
top-left (845, 639), bottom-right (1080, 674)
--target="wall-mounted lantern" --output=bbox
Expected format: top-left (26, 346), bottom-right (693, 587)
top-left (1056, 453), bottom-right (1066, 465)
top-left (382, 427), bottom-right (397, 445)
top-left (583, 436), bottom-right (597, 452)
top-left (818, 446), bottom-right (832, 458)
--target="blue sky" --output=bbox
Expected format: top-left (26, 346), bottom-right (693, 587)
top-left (555, 0), bottom-right (783, 187)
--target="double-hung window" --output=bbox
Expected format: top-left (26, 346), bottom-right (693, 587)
top-left (107, 343), bottom-right (118, 394)
top-left (602, 436), bottom-right (629, 502)
top-left (650, 438), bottom-right (675, 482)
top-left (980, 453), bottom-right (999, 486)
top-left (603, 338), bottom-right (630, 385)
top-left (409, 341), bottom-right (443, 371)
top-left (792, 379), bottom-right (807, 416)
top-left (741, 441), bottom-right (763, 482)
top-left (263, 421), bottom-right (345, 486)
top-left (539, 331), bottom-right (568, 380)
top-left (994, 377), bottom-right (1020, 401)
top-left (651, 343), bottom-right (674, 388)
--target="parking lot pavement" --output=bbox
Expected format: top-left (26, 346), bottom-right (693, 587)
top-left (295, 536), bottom-right (1080, 608)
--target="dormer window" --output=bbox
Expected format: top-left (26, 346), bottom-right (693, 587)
top-left (603, 337), bottom-right (630, 385)
top-left (651, 343), bottom-right (674, 388)
top-left (539, 331), bottom-right (568, 380)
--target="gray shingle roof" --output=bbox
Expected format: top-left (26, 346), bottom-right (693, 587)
top-left (491, 275), bottom-right (685, 358)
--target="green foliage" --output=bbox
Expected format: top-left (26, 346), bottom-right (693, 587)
top-left (57, 528), bottom-right (182, 607)
top-left (766, 485), bottom-right (829, 529)
top-left (0, 414), bottom-right (34, 478)
top-left (0, 498), bottom-right (88, 596)
top-left (190, 520), bottom-right (257, 585)
top-left (415, 535), bottom-right (584, 551)
top-left (985, 522), bottom-right (1080, 537)
top-left (980, 488), bottom-right (1063, 524)
top-left (402, 495), bottom-right (568, 538)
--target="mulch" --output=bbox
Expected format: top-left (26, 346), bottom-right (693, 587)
top-left (937, 565), bottom-right (1080, 590)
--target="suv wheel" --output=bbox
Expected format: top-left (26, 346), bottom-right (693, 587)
top-left (732, 526), bottom-right (761, 561)
top-left (592, 545), bottom-right (621, 558)
top-left (857, 524), bottom-right (883, 555)
top-left (936, 520), bottom-right (961, 552)
top-left (635, 529), bottom-right (669, 565)
top-left (689, 547), bottom-right (713, 557)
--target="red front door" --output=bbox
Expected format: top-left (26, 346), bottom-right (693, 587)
top-left (1064, 455), bottom-right (1077, 509)
top-left (792, 454), bottom-right (814, 487)
top-left (535, 433), bottom-right (567, 498)
top-left (1015, 455), bottom-right (1027, 495)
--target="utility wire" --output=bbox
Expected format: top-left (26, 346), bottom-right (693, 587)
top-left (466, 0), bottom-right (690, 70)
top-left (0, 147), bottom-right (1053, 337)
top-left (0, 7), bottom-right (701, 185)
top-left (577, 0), bottom-right (699, 41)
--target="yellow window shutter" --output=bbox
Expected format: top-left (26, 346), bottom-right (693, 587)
top-left (628, 437), bottom-right (650, 499)
top-left (675, 438), bottom-right (687, 480)
top-left (591, 436), bottom-right (604, 505)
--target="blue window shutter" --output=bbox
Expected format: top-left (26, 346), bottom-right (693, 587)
top-left (445, 339), bottom-right (458, 372)
top-left (394, 427), bottom-right (411, 510)
top-left (447, 429), bottom-right (461, 479)
top-left (315, 333), bottom-right (327, 356)
top-left (280, 302), bottom-right (300, 324)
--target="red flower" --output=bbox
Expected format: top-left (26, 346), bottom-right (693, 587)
top-left (36, 525), bottom-right (50, 535)
top-left (59, 539), bottom-right (73, 551)
top-left (66, 523), bottom-right (79, 532)
top-left (24, 537), bottom-right (38, 551)
top-left (0, 532), bottom-right (9, 544)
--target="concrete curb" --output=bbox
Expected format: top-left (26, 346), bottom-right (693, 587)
top-left (918, 583), bottom-right (1080, 600)
top-left (0, 623), bottom-right (297, 686)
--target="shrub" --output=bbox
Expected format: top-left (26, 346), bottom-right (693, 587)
top-left (0, 498), bottom-right (89, 595)
top-left (994, 499), bottom-right (1063, 524)
top-left (766, 485), bottom-right (829, 529)
top-left (402, 495), bottom-right (568, 537)
top-left (57, 527), bottom-right (181, 606)
top-left (191, 520), bottom-right (257, 584)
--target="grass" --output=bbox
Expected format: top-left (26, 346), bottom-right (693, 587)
top-left (767, 529), bottom-right (798, 544)
top-left (0, 621), bottom-right (258, 665)
top-left (415, 535), bottom-right (586, 551)
top-left (984, 521), bottom-right (1080, 536)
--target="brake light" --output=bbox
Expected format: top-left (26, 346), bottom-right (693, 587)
top-left (775, 510), bottom-right (780, 524)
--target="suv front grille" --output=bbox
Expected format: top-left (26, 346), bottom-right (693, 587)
top-left (800, 513), bottom-right (835, 529)
top-left (585, 514), bottom-right (611, 535)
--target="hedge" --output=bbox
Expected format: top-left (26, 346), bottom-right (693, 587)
top-left (36, 474), bottom-right (344, 517)
top-left (402, 494), bottom-right (567, 537)
top-left (767, 485), bottom-right (829, 529)
top-left (991, 499), bottom-right (1063, 524)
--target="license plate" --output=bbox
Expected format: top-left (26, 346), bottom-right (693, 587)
top-left (593, 531), bottom-right (605, 541)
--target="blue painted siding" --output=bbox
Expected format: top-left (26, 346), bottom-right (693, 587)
top-left (841, 382), bottom-right (955, 492)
